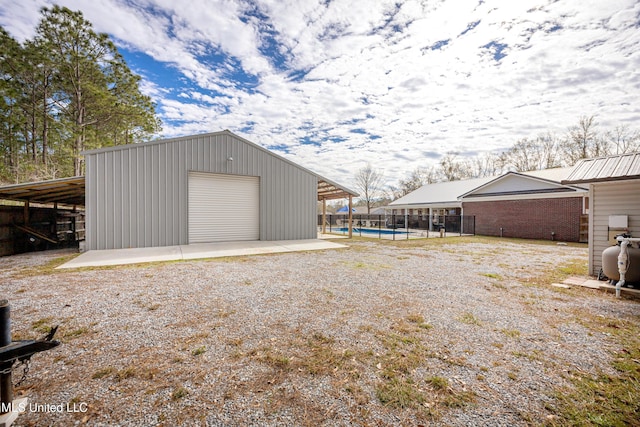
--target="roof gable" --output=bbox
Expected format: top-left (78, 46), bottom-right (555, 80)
top-left (460, 172), bottom-right (582, 198)
top-left (83, 130), bottom-right (357, 200)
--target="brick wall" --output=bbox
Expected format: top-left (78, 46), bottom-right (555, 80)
top-left (462, 197), bottom-right (583, 242)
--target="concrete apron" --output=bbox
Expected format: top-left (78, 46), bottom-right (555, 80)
top-left (57, 239), bottom-right (348, 269)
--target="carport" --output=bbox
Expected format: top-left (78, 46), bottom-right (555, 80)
top-left (0, 177), bottom-right (85, 256)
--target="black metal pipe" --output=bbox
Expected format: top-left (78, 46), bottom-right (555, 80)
top-left (1, 299), bottom-right (12, 412)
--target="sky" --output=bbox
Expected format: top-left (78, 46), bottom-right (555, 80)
top-left (1, 0), bottom-right (639, 191)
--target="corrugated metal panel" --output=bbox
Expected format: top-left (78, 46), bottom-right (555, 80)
top-left (84, 131), bottom-right (318, 250)
top-left (564, 152), bottom-right (640, 183)
top-left (590, 181), bottom-right (640, 275)
top-left (188, 172), bottom-right (259, 242)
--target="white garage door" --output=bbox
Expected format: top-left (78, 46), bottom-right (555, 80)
top-left (188, 172), bottom-right (260, 243)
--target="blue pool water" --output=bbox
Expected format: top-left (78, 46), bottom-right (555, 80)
top-left (333, 227), bottom-right (408, 235)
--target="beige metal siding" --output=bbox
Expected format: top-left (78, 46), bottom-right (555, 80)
top-left (85, 131), bottom-right (318, 250)
top-left (590, 180), bottom-right (640, 275)
top-left (188, 172), bottom-right (259, 242)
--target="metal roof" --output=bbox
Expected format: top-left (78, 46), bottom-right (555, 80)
top-left (389, 167), bottom-right (580, 207)
top-left (389, 176), bottom-right (494, 207)
top-left (562, 152), bottom-right (640, 184)
top-left (0, 176), bottom-right (85, 206)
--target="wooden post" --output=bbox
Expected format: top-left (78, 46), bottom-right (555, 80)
top-left (322, 198), bottom-right (327, 235)
top-left (348, 195), bottom-right (353, 238)
top-left (53, 202), bottom-right (58, 241)
top-left (23, 201), bottom-right (29, 225)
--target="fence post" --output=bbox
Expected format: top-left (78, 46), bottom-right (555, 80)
top-left (392, 214), bottom-right (396, 241)
top-left (407, 214), bottom-right (410, 240)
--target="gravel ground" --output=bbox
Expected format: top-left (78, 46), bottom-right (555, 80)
top-left (1, 237), bottom-right (638, 426)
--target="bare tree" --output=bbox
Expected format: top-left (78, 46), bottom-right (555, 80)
top-left (389, 166), bottom-right (438, 199)
top-left (562, 115), bottom-right (600, 164)
top-left (438, 152), bottom-right (474, 181)
top-left (536, 132), bottom-right (564, 169)
top-left (603, 124), bottom-right (640, 155)
top-left (468, 151), bottom-right (506, 177)
top-left (354, 163), bottom-right (384, 214)
top-left (503, 133), bottom-right (564, 172)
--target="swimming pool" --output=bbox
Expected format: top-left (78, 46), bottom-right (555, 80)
top-left (332, 227), bottom-right (408, 236)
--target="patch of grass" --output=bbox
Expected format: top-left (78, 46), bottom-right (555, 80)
top-left (192, 346), bottom-right (207, 356)
top-left (92, 367), bottom-right (116, 379)
top-left (376, 377), bottom-right (425, 409)
top-left (545, 314), bottom-right (640, 426)
top-left (62, 326), bottom-right (90, 340)
top-left (426, 375), bottom-right (449, 390)
top-left (12, 254), bottom-right (79, 277)
top-left (226, 337), bottom-right (243, 347)
top-left (297, 332), bottom-right (357, 376)
top-left (481, 272), bottom-right (502, 280)
top-left (373, 319), bottom-right (475, 419)
top-left (500, 328), bottom-right (521, 339)
top-left (183, 332), bottom-right (210, 345)
top-left (522, 258), bottom-right (588, 289)
top-left (249, 346), bottom-right (291, 369)
top-left (406, 314), bottom-right (433, 330)
top-left (116, 366), bottom-right (136, 381)
top-left (341, 259), bottom-right (392, 270)
top-left (458, 312), bottom-right (482, 326)
top-left (511, 349), bottom-right (543, 362)
top-left (378, 235), bottom-right (587, 249)
top-left (171, 386), bottom-right (188, 401)
top-left (31, 317), bottom-right (54, 333)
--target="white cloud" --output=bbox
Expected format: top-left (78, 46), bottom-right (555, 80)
top-left (1, 0), bottom-right (639, 191)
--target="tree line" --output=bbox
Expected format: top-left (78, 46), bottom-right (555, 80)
top-left (0, 6), bottom-right (161, 184)
top-left (354, 116), bottom-right (640, 211)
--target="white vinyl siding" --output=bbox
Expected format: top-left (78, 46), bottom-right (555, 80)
top-left (188, 172), bottom-right (259, 243)
top-left (589, 180), bottom-right (640, 275)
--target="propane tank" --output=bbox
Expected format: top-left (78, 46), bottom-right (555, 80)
top-left (602, 245), bottom-right (640, 282)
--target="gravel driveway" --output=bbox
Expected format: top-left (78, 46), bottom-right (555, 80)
top-left (2, 237), bottom-right (638, 426)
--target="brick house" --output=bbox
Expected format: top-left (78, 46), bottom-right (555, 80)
top-left (460, 169), bottom-right (588, 242)
top-left (389, 167), bottom-right (588, 242)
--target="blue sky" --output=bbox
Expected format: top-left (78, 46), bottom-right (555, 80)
top-left (1, 0), bottom-right (639, 189)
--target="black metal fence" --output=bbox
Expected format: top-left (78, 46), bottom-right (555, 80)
top-left (317, 214), bottom-right (475, 239)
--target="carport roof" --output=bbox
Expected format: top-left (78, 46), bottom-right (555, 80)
top-left (317, 177), bottom-right (358, 200)
top-left (0, 176), bottom-right (85, 206)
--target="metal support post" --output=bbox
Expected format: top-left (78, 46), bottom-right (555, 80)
top-left (0, 300), bottom-right (12, 412)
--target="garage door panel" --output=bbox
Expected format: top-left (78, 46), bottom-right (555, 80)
top-left (188, 172), bottom-right (259, 243)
